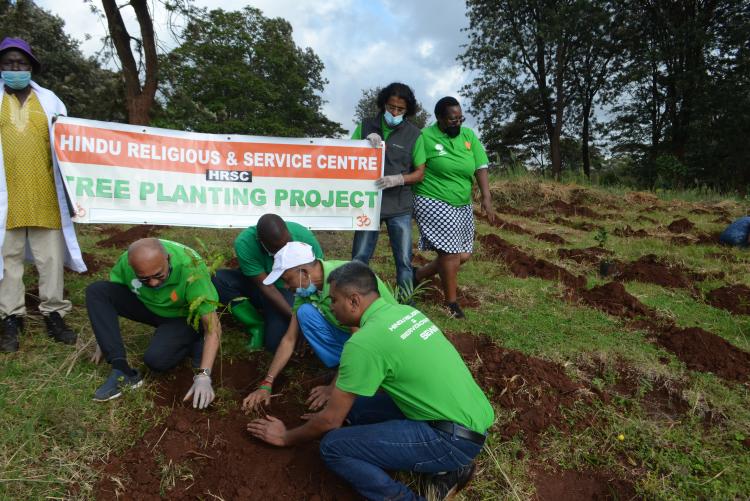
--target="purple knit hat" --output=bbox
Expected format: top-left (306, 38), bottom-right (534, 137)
top-left (0, 37), bottom-right (41, 72)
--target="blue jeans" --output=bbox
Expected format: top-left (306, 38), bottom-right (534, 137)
top-left (320, 393), bottom-right (484, 501)
top-left (352, 213), bottom-right (413, 294)
top-left (212, 268), bottom-right (294, 352)
top-left (719, 216), bottom-right (750, 247)
top-left (296, 303), bottom-right (350, 367)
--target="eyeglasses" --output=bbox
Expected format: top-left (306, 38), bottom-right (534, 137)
top-left (385, 103), bottom-right (407, 114)
top-left (136, 259), bottom-right (172, 283)
top-left (444, 116), bottom-right (466, 125)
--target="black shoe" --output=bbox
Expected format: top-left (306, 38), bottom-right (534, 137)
top-left (445, 302), bottom-right (465, 319)
top-left (0, 315), bottom-right (22, 352)
top-left (44, 312), bottom-right (77, 345)
top-left (427, 462), bottom-right (476, 501)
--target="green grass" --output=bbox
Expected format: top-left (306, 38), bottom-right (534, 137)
top-left (2, 179), bottom-right (750, 500)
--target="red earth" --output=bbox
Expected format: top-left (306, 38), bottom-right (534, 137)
top-left (614, 254), bottom-right (693, 289)
top-left (613, 225), bottom-right (649, 238)
top-left (552, 216), bottom-right (600, 232)
top-left (557, 246), bottom-right (613, 265)
top-left (546, 200), bottom-right (604, 220)
top-left (479, 233), bottom-right (586, 289)
top-left (533, 467), bottom-right (638, 501)
top-left (667, 218), bottom-right (695, 233)
top-left (95, 225), bottom-right (164, 248)
top-left (419, 277), bottom-right (482, 309)
top-left (536, 232), bottom-right (569, 245)
top-left (706, 284), bottom-right (750, 315)
top-left (575, 282), bottom-right (654, 319)
top-left (446, 332), bottom-right (588, 449)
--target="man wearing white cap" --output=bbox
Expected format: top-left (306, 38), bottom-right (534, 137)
top-left (242, 241), bottom-right (397, 411)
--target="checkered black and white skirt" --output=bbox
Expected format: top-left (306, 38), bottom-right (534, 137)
top-left (414, 195), bottom-right (475, 254)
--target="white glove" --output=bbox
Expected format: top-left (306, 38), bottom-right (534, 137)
top-left (184, 374), bottom-right (215, 409)
top-left (365, 132), bottom-right (382, 149)
top-left (375, 174), bottom-right (404, 190)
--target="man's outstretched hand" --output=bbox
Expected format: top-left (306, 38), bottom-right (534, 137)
top-left (306, 384), bottom-right (333, 411)
top-left (247, 415), bottom-right (287, 446)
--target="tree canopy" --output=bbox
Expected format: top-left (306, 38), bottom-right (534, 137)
top-left (154, 6), bottom-right (343, 137)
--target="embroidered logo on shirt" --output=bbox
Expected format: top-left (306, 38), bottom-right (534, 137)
top-left (465, 141), bottom-right (472, 150)
top-left (435, 144), bottom-right (447, 156)
top-left (130, 279), bottom-right (143, 295)
top-left (170, 290), bottom-right (178, 302)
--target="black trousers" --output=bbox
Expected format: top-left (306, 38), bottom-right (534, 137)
top-left (85, 281), bottom-right (201, 372)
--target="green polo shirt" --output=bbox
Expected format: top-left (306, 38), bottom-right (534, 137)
top-left (413, 123), bottom-right (489, 207)
top-left (292, 260), bottom-right (397, 333)
top-left (110, 239), bottom-right (219, 318)
top-left (336, 299), bottom-right (494, 433)
top-left (234, 222), bottom-right (324, 289)
top-left (352, 119), bottom-right (426, 166)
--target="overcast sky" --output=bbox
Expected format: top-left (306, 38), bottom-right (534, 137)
top-left (35, 0), bottom-right (477, 135)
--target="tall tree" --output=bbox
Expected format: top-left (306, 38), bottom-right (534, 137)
top-left (0, 0), bottom-right (125, 121)
top-left (155, 7), bottom-right (343, 137)
top-left (100, 0), bottom-right (158, 125)
top-left (352, 86), bottom-right (430, 129)
top-left (461, 0), bottom-right (580, 178)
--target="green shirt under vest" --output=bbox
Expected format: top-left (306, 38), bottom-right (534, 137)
top-left (414, 123), bottom-right (489, 207)
top-left (110, 239), bottom-right (219, 318)
top-left (336, 298), bottom-right (494, 434)
top-left (352, 118), bottom-right (426, 165)
top-left (234, 222), bottom-right (324, 289)
top-left (292, 260), bottom-right (397, 333)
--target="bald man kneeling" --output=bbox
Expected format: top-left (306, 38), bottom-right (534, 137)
top-left (85, 238), bottom-right (221, 407)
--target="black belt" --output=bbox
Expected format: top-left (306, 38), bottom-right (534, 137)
top-left (429, 420), bottom-right (486, 445)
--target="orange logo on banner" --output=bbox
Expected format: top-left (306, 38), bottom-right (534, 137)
top-left (356, 214), bottom-right (371, 227)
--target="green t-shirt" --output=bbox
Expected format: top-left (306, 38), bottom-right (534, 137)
top-left (293, 260), bottom-right (397, 333)
top-left (234, 222), bottom-right (324, 289)
top-left (336, 298), bottom-right (494, 433)
top-left (110, 239), bottom-right (219, 318)
top-left (413, 123), bottom-right (489, 206)
top-left (352, 119), bottom-right (426, 166)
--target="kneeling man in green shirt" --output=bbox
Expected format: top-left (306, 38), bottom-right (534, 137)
top-left (247, 261), bottom-right (494, 501)
top-left (86, 238), bottom-right (221, 408)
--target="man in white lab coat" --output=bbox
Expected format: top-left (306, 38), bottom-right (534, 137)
top-left (0, 37), bottom-right (86, 352)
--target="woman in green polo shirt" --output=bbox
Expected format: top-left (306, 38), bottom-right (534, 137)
top-left (413, 97), bottom-right (495, 319)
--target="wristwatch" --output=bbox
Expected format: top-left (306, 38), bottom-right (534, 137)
top-left (194, 367), bottom-right (211, 377)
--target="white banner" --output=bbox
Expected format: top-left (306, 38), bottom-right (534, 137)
top-left (54, 117), bottom-right (384, 230)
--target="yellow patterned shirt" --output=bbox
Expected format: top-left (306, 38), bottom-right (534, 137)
top-left (0, 92), bottom-right (61, 229)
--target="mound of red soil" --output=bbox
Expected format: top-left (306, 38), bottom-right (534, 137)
top-left (670, 236), bottom-right (693, 245)
top-left (656, 326), bottom-right (750, 382)
top-left (706, 284), bottom-right (750, 315)
top-left (533, 467), bottom-right (638, 501)
top-left (667, 218), bottom-right (695, 233)
top-left (494, 204), bottom-right (539, 218)
top-left (694, 231), bottom-right (722, 245)
top-left (94, 359), bottom-right (358, 500)
top-left (613, 225), bottom-right (649, 238)
top-left (557, 247), bottom-right (613, 265)
top-left (479, 234), bottom-right (585, 289)
top-left (615, 255), bottom-right (693, 289)
top-left (493, 217), bottom-right (533, 235)
top-left (712, 215), bottom-right (732, 225)
top-left (546, 200), bottom-right (603, 220)
top-left (577, 282), bottom-right (654, 319)
top-left (636, 215), bottom-right (657, 224)
top-left (446, 332), bottom-right (585, 448)
top-left (80, 252), bottom-right (112, 275)
top-left (536, 233), bottom-right (568, 245)
top-left (552, 217), bottom-right (599, 232)
top-left (95, 224), bottom-right (164, 248)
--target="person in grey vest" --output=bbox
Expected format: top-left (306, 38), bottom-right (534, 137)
top-left (351, 83), bottom-right (425, 301)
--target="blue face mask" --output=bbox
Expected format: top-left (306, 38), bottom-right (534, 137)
top-left (384, 110), bottom-right (404, 127)
top-left (2, 71), bottom-right (31, 90)
top-left (295, 270), bottom-right (318, 297)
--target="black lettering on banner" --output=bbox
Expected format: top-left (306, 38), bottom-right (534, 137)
top-left (206, 170), bottom-right (253, 183)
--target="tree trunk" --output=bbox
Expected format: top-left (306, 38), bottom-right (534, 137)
top-left (581, 99), bottom-right (592, 178)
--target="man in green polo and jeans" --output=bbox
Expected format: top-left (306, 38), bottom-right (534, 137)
top-left (212, 213), bottom-right (323, 351)
top-left (248, 261), bottom-right (493, 500)
top-left (86, 238), bottom-right (221, 408)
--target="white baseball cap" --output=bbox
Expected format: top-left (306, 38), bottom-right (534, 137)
top-left (263, 241), bottom-right (316, 285)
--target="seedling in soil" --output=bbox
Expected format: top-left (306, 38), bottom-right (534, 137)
top-left (593, 228), bottom-right (615, 277)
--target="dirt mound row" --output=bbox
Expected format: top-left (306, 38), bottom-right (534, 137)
top-left (533, 467), bottom-right (638, 501)
top-left (667, 218), bottom-right (695, 233)
top-left (479, 234), bottom-right (585, 289)
top-left (546, 200), bottom-right (604, 220)
top-left (95, 225), bottom-right (163, 248)
top-left (557, 246), bottom-right (613, 265)
top-left (420, 277), bottom-right (482, 310)
top-left (694, 231), bottom-right (722, 245)
top-left (656, 326), bottom-right (750, 382)
top-left (552, 216), bottom-right (600, 232)
top-left (575, 282), bottom-right (654, 319)
top-left (494, 204), bottom-right (540, 218)
top-left (615, 254), bottom-right (693, 289)
top-left (80, 252), bottom-right (112, 275)
top-left (535, 233), bottom-right (568, 245)
top-left (446, 332), bottom-right (586, 448)
top-left (95, 359), bottom-right (358, 500)
top-left (706, 284), bottom-right (750, 315)
top-left (613, 225), bottom-right (649, 238)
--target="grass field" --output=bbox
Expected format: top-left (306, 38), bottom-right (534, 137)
top-left (1, 176), bottom-right (749, 500)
